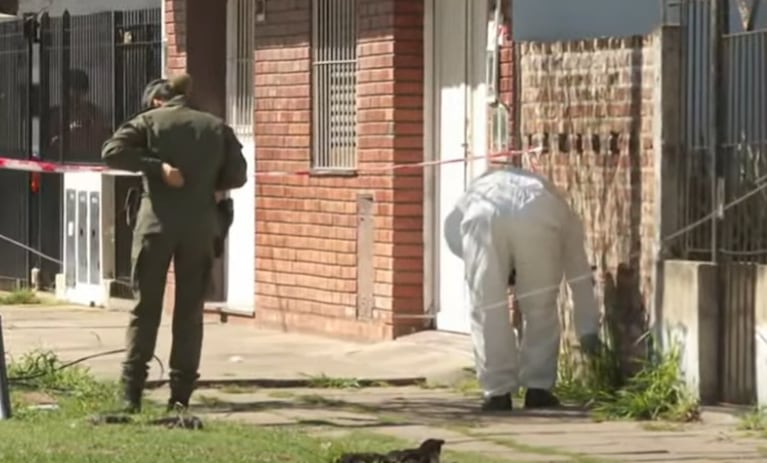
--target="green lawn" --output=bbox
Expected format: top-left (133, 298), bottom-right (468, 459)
top-left (2, 400), bottom-right (514, 463)
top-left (1, 352), bottom-right (510, 463)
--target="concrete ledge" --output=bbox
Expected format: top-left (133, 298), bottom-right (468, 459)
top-left (660, 260), bottom-right (718, 404)
top-left (145, 377), bottom-right (427, 390)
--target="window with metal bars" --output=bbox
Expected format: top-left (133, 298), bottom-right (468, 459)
top-left (311, 0), bottom-right (357, 171)
top-left (226, 0), bottom-right (255, 137)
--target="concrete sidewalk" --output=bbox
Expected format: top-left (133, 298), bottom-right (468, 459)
top-left (3, 304), bottom-right (766, 462)
top-left (0, 305), bottom-right (474, 383)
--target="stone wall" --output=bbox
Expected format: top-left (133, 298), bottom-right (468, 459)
top-left (517, 35), bottom-right (659, 371)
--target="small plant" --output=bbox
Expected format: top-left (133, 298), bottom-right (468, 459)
top-left (7, 350), bottom-right (119, 415)
top-left (739, 407), bottom-right (767, 433)
top-left (0, 288), bottom-right (41, 305)
top-left (305, 374), bottom-right (362, 389)
top-left (592, 344), bottom-right (700, 422)
top-left (555, 330), bottom-right (700, 422)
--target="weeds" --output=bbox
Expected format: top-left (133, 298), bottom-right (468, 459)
top-left (555, 334), bottom-right (700, 422)
top-left (739, 407), bottom-right (767, 433)
top-left (7, 350), bottom-right (120, 418)
top-left (0, 288), bottom-right (41, 305)
top-left (305, 374), bottom-right (362, 389)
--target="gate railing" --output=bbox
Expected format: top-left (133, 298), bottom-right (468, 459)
top-left (0, 9), bottom-right (162, 287)
top-left (666, 0), bottom-right (767, 405)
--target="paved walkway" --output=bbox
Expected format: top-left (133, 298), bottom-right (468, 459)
top-left (0, 305), bottom-right (473, 383)
top-left (2, 304), bottom-right (767, 461)
top-left (147, 386), bottom-right (767, 462)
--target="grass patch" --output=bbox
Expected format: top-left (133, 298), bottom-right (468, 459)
top-left (305, 374), bottom-right (362, 389)
top-left (0, 288), bottom-right (42, 305)
top-left (555, 335), bottom-right (700, 422)
top-left (739, 407), bottom-right (767, 434)
top-left (1, 351), bottom-right (510, 463)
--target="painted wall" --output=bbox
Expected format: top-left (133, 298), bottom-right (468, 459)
top-left (513, 0), bottom-right (662, 41)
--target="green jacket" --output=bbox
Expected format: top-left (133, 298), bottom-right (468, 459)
top-left (102, 95), bottom-right (247, 239)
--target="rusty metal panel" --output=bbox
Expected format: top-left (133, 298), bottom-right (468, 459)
top-left (356, 194), bottom-right (375, 320)
top-left (721, 262), bottom-right (757, 404)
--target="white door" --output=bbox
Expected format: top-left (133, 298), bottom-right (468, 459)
top-left (433, 0), bottom-right (489, 333)
top-left (223, 0), bottom-right (256, 314)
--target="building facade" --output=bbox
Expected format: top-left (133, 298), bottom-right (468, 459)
top-left (161, 0), bottom-right (668, 347)
top-left (161, 0), bottom-right (518, 340)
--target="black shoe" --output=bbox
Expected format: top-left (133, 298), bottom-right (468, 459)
top-left (481, 393), bottom-right (513, 412)
top-left (524, 388), bottom-right (561, 408)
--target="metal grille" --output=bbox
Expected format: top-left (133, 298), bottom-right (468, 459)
top-left (0, 19), bottom-right (30, 160)
top-left (0, 18), bottom-right (31, 285)
top-left (226, 0), bottom-right (255, 137)
top-left (115, 9), bottom-right (163, 123)
top-left (311, 0), bottom-right (358, 170)
top-left (666, 0), bottom-right (717, 261)
top-left (720, 29), bottom-right (767, 263)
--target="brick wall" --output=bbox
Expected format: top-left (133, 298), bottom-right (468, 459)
top-left (161, 0), bottom-right (186, 312)
top-left (253, 0), bottom-right (425, 341)
top-left (517, 36), bottom-right (658, 372)
top-left (497, 0), bottom-right (516, 149)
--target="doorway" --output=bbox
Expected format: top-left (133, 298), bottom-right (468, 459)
top-left (219, 0), bottom-right (256, 314)
top-left (427, 0), bottom-right (490, 334)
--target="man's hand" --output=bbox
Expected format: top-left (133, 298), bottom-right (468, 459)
top-left (161, 163), bottom-right (185, 188)
top-left (579, 333), bottom-right (603, 357)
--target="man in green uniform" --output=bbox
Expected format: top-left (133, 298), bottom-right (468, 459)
top-left (102, 74), bottom-right (247, 413)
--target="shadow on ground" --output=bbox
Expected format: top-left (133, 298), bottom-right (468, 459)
top-left (185, 387), bottom-right (592, 430)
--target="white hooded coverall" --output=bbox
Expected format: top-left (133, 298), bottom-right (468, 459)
top-left (444, 168), bottom-right (600, 397)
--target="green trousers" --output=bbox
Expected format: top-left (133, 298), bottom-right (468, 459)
top-left (122, 231), bottom-right (213, 403)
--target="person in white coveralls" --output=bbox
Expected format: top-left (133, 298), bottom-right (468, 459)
top-left (444, 166), bottom-right (602, 411)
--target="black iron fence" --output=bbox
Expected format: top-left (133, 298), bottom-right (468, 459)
top-left (668, 0), bottom-right (767, 262)
top-left (0, 8), bottom-right (161, 287)
top-left (0, 18), bottom-right (32, 287)
top-left (666, 0), bottom-right (767, 405)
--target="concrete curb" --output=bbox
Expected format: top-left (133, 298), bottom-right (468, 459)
top-left (145, 377), bottom-right (427, 390)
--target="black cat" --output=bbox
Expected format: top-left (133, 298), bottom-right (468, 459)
top-left (337, 438), bottom-right (445, 463)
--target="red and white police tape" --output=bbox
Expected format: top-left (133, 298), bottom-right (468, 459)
top-left (0, 148), bottom-right (542, 178)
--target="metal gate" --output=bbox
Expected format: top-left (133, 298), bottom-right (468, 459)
top-left (0, 18), bottom-right (31, 289)
top-left (670, 0), bottom-right (767, 405)
top-left (0, 9), bottom-right (161, 289)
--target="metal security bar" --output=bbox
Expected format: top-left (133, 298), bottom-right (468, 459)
top-left (666, 0), bottom-right (717, 261)
top-left (0, 18), bottom-right (31, 286)
top-left (226, 0), bottom-right (255, 137)
top-left (311, 0), bottom-right (357, 171)
top-left (0, 18), bottom-right (30, 161)
top-left (720, 30), bottom-right (767, 262)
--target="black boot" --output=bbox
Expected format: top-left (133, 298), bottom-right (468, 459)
top-left (91, 385), bottom-right (141, 425)
top-left (523, 388), bottom-right (561, 408)
top-left (120, 383), bottom-right (143, 414)
top-left (481, 393), bottom-right (513, 412)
